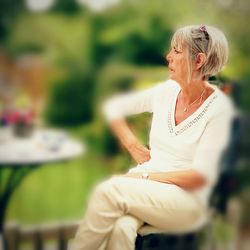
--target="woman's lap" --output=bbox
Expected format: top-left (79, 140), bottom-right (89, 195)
top-left (93, 176), bottom-right (204, 232)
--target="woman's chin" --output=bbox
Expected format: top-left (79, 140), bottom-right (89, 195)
top-left (168, 71), bottom-right (175, 78)
top-left (169, 74), bottom-right (176, 81)
top-left (168, 72), bottom-right (179, 81)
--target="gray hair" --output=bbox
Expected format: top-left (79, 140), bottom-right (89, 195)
top-left (171, 25), bottom-right (229, 80)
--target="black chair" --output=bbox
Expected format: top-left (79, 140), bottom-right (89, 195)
top-left (135, 232), bottom-right (201, 250)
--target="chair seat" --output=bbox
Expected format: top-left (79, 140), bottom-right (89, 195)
top-left (135, 213), bottom-right (208, 250)
top-left (137, 212), bottom-right (208, 236)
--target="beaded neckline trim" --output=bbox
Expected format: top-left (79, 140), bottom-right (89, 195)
top-left (168, 90), bottom-right (218, 136)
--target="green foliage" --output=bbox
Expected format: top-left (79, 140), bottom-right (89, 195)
top-left (115, 17), bottom-right (172, 65)
top-left (51, 0), bottom-right (81, 15)
top-left (238, 75), bottom-right (250, 112)
top-left (12, 43), bottom-right (44, 54)
top-left (44, 73), bottom-right (94, 126)
top-left (100, 125), bottom-right (120, 156)
top-left (212, 215), bottom-right (235, 244)
top-left (7, 14), bottom-right (92, 68)
top-left (0, 0), bottom-right (25, 42)
top-left (96, 9), bottom-right (172, 65)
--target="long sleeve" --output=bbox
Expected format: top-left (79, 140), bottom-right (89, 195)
top-left (103, 83), bottom-right (163, 122)
top-left (192, 106), bottom-right (235, 186)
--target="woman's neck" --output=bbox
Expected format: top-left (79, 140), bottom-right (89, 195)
top-left (179, 80), bottom-right (211, 105)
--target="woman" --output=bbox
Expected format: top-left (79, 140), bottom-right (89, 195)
top-left (72, 25), bottom-right (235, 250)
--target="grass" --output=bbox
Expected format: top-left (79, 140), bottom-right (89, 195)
top-left (7, 154), bottom-right (110, 225)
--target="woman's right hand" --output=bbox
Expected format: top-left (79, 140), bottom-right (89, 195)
top-left (127, 142), bottom-right (151, 165)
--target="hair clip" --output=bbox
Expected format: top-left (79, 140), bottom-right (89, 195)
top-left (199, 25), bottom-right (209, 40)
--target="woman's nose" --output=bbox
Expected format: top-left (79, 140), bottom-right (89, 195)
top-left (166, 52), bottom-right (171, 63)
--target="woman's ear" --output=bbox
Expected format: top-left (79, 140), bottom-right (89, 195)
top-left (194, 53), bottom-right (206, 70)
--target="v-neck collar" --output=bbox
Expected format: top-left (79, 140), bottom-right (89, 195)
top-left (167, 85), bottom-right (218, 136)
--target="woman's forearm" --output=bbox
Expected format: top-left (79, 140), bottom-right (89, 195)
top-left (108, 119), bottom-right (151, 164)
top-left (125, 169), bottom-right (206, 190)
top-left (108, 119), bottom-right (138, 150)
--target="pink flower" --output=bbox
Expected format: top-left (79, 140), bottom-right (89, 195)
top-left (5, 110), bottom-right (34, 125)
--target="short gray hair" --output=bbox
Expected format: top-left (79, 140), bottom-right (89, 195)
top-left (171, 25), bottom-right (229, 80)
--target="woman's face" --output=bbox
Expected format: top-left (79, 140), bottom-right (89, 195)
top-left (166, 43), bottom-right (190, 84)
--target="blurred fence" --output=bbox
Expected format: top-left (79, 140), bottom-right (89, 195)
top-left (5, 222), bottom-right (78, 250)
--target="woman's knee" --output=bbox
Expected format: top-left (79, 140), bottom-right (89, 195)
top-left (112, 216), bottom-right (141, 239)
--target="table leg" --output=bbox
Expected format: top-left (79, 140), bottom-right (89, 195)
top-left (0, 165), bottom-right (39, 249)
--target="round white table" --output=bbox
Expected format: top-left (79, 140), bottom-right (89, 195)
top-left (0, 127), bottom-right (84, 250)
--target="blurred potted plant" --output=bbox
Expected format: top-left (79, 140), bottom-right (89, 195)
top-left (7, 109), bottom-right (35, 138)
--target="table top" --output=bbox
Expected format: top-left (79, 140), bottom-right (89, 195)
top-left (0, 127), bottom-right (84, 166)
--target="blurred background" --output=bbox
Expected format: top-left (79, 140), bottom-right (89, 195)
top-left (0, 0), bottom-right (250, 249)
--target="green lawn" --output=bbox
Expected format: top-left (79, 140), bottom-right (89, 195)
top-left (6, 154), bottom-right (109, 225)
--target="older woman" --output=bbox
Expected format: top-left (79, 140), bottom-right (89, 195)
top-left (72, 25), bottom-right (235, 250)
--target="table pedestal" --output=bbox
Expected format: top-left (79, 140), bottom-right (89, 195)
top-left (0, 164), bottom-right (40, 250)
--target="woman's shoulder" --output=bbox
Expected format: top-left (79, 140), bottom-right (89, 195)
top-left (153, 79), bottom-right (180, 93)
top-left (210, 87), bottom-right (236, 120)
top-left (216, 88), bottom-right (234, 109)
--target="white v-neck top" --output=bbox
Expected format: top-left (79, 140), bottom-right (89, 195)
top-left (104, 79), bottom-right (235, 206)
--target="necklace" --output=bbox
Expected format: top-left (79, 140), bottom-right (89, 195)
top-left (181, 88), bottom-right (206, 112)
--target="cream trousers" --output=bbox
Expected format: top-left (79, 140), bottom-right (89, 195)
top-left (71, 176), bottom-right (204, 250)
